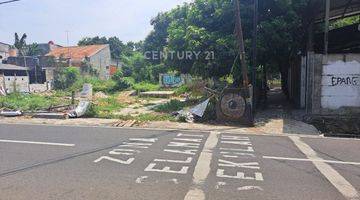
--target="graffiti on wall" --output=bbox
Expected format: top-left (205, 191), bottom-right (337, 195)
top-left (331, 76), bottom-right (359, 86)
top-left (321, 60), bottom-right (360, 109)
top-left (159, 74), bottom-right (191, 88)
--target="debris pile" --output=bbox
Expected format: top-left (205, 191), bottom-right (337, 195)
top-left (112, 120), bottom-right (137, 127)
top-left (0, 84), bottom-right (93, 120)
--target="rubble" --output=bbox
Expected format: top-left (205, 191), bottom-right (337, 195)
top-left (32, 113), bottom-right (69, 119)
top-left (68, 101), bottom-right (91, 118)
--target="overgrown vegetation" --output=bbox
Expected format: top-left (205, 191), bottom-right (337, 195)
top-left (0, 93), bottom-right (68, 111)
top-left (54, 67), bottom-right (80, 90)
top-left (153, 99), bottom-right (187, 113)
top-left (90, 95), bottom-right (126, 118)
top-left (133, 82), bottom-right (160, 93)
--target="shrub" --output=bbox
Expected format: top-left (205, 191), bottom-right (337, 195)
top-left (111, 71), bottom-right (132, 92)
top-left (54, 67), bottom-right (80, 90)
top-left (174, 85), bottom-right (191, 96)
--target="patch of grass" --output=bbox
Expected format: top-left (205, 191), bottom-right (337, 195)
top-left (0, 93), bottom-right (67, 111)
top-left (174, 85), bottom-right (191, 96)
top-left (91, 95), bottom-right (126, 118)
top-left (133, 82), bottom-right (160, 92)
top-left (153, 99), bottom-right (187, 113)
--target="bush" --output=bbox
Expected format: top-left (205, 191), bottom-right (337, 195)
top-left (54, 67), bottom-right (80, 90)
top-left (133, 82), bottom-right (160, 92)
top-left (174, 85), bottom-right (191, 96)
top-left (111, 71), bottom-right (132, 92)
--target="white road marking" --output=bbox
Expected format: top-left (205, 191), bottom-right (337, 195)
top-left (263, 156), bottom-right (360, 166)
top-left (154, 157), bottom-right (193, 164)
top-left (220, 147), bottom-right (254, 152)
top-left (135, 176), bottom-right (148, 184)
top-left (184, 131), bottom-right (220, 200)
top-left (216, 169), bottom-right (264, 181)
top-left (237, 186), bottom-right (264, 191)
top-left (215, 182), bottom-right (226, 189)
top-left (289, 136), bottom-right (360, 200)
top-left (94, 156), bottom-right (135, 164)
top-left (0, 139), bottom-right (75, 147)
top-left (144, 163), bottom-right (189, 174)
top-left (218, 160), bottom-right (260, 169)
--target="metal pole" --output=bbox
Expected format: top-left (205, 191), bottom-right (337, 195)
top-left (234, 0), bottom-right (249, 86)
top-left (252, 0), bottom-right (258, 113)
top-left (324, 0), bottom-right (330, 55)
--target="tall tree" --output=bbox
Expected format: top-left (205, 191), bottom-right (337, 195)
top-left (14, 33), bottom-right (27, 56)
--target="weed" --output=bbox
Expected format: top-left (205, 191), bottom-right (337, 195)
top-left (133, 82), bottom-right (160, 92)
top-left (153, 99), bottom-right (187, 113)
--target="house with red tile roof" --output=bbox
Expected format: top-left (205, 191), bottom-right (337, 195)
top-left (47, 44), bottom-right (111, 80)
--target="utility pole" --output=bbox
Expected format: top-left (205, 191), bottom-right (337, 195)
top-left (66, 30), bottom-right (71, 67)
top-left (252, 0), bottom-right (258, 113)
top-left (234, 0), bottom-right (249, 87)
top-left (324, 0), bottom-right (330, 55)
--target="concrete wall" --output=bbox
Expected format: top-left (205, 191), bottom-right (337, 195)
top-left (4, 76), bottom-right (29, 93)
top-left (29, 83), bottom-right (51, 93)
top-left (321, 55), bottom-right (360, 110)
top-left (0, 43), bottom-right (10, 60)
top-left (0, 75), bottom-right (5, 95)
top-left (305, 53), bottom-right (360, 115)
top-left (89, 46), bottom-right (111, 80)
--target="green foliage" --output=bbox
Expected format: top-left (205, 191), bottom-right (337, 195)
top-left (111, 70), bottom-right (124, 81)
top-left (0, 93), bottom-right (67, 111)
top-left (14, 33), bottom-right (27, 56)
top-left (54, 67), bottom-right (80, 90)
top-left (174, 85), bottom-right (191, 96)
top-left (92, 95), bottom-right (126, 118)
top-left (133, 82), bottom-right (160, 92)
top-left (26, 43), bottom-right (41, 56)
top-left (330, 16), bottom-right (360, 30)
top-left (72, 77), bottom-right (116, 93)
top-left (110, 70), bottom-right (132, 91)
top-left (153, 99), bottom-right (187, 113)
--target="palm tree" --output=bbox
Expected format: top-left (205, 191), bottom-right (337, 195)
top-left (14, 32), bottom-right (27, 56)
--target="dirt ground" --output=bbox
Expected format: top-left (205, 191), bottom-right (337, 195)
top-left (0, 88), bottom-right (319, 135)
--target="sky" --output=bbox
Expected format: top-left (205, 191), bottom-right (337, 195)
top-left (0, 0), bottom-right (190, 46)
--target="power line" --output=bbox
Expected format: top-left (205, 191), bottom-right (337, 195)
top-left (0, 0), bottom-right (20, 5)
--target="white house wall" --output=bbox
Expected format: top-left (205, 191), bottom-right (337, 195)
top-left (89, 46), bottom-right (111, 80)
top-left (321, 60), bottom-right (360, 109)
top-left (4, 76), bottom-right (29, 93)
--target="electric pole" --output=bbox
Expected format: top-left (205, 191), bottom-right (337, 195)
top-left (252, 0), bottom-right (258, 113)
top-left (234, 0), bottom-right (249, 87)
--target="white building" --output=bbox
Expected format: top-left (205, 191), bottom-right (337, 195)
top-left (0, 63), bottom-right (29, 94)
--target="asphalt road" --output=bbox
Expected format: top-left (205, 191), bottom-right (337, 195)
top-left (0, 123), bottom-right (360, 200)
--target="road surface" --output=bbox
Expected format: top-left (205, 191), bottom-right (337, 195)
top-left (0, 123), bottom-right (359, 200)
